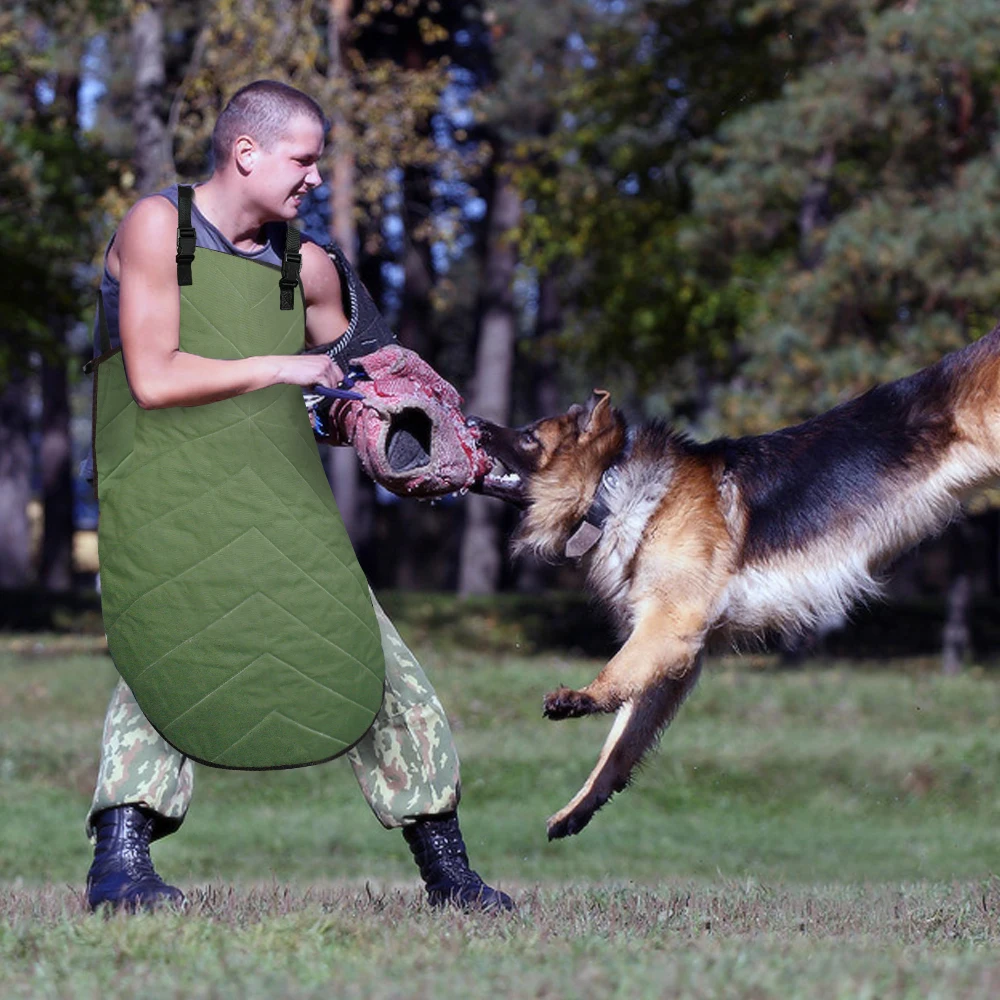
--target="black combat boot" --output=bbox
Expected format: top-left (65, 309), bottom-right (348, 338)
top-left (86, 805), bottom-right (185, 912)
top-left (402, 811), bottom-right (514, 911)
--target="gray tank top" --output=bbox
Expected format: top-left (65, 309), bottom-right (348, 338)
top-left (81, 183), bottom-right (292, 483)
top-left (89, 183), bottom-right (290, 358)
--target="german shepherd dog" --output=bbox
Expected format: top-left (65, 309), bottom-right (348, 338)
top-left (472, 327), bottom-right (1000, 840)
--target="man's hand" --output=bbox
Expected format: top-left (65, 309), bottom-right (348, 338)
top-left (299, 244), bottom-right (492, 496)
top-left (274, 354), bottom-right (344, 391)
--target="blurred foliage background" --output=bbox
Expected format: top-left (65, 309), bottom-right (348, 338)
top-left (3, 0), bottom-right (1000, 665)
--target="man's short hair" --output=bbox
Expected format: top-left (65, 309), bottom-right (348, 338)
top-left (211, 81), bottom-right (327, 168)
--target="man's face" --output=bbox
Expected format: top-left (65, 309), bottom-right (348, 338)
top-left (246, 114), bottom-right (325, 220)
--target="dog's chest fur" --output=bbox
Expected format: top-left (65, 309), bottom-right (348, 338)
top-left (586, 450), bottom-right (675, 622)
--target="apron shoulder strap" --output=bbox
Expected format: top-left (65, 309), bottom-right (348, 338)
top-left (97, 287), bottom-right (111, 354)
top-left (82, 289), bottom-right (112, 374)
top-left (280, 223), bottom-right (302, 310)
top-left (176, 184), bottom-right (196, 286)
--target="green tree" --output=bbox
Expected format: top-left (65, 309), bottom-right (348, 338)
top-left (0, 2), bottom-right (119, 379)
top-left (689, 0), bottom-right (1000, 434)
top-left (500, 0), bottom-right (840, 390)
top-left (0, 1), bottom-right (121, 588)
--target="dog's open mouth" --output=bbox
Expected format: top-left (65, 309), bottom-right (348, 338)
top-left (474, 456), bottom-right (527, 506)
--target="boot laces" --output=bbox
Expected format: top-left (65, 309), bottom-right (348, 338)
top-left (116, 810), bottom-right (161, 885)
top-left (122, 842), bottom-right (159, 883)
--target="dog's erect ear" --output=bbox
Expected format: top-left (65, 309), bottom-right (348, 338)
top-left (576, 390), bottom-right (613, 436)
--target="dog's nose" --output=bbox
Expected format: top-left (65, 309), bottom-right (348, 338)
top-left (466, 415), bottom-right (488, 436)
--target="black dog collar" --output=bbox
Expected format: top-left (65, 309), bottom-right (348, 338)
top-left (565, 428), bottom-right (634, 559)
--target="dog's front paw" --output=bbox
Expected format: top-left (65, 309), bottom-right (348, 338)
top-left (543, 687), bottom-right (598, 720)
top-left (547, 803), bottom-right (597, 840)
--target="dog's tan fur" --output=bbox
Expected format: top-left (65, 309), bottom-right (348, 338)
top-left (475, 326), bottom-right (1000, 839)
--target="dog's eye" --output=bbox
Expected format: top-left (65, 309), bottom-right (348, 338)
top-left (520, 431), bottom-right (540, 449)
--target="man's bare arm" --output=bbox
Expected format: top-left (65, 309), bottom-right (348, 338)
top-left (300, 241), bottom-right (349, 351)
top-left (117, 198), bottom-right (341, 409)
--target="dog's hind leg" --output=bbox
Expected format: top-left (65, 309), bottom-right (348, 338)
top-left (546, 654), bottom-right (703, 840)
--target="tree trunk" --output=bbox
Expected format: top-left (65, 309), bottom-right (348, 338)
top-left (322, 0), bottom-right (373, 558)
top-left (532, 269), bottom-right (562, 416)
top-left (942, 522), bottom-right (975, 675)
top-left (799, 145), bottom-right (835, 269)
top-left (37, 57), bottom-right (83, 590)
top-left (39, 331), bottom-right (74, 591)
top-left (131, 0), bottom-right (170, 193)
top-left (458, 159), bottom-right (521, 596)
top-left (398, 163), bottom-right (435, 361)
top-left (516, 268), bottom-right (561, 593)
top-left (942, 573), bottom-right (971, 675)
top-left (0, 371), bottom-right (35, 588)
top-left (388, 159), bottom-right (438, 588)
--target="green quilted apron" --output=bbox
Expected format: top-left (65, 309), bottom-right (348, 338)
top-left (85, 188), bottom-right (385, 770)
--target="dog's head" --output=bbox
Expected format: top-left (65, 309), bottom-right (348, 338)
top-left (471, 390), bottom-right (627, 558)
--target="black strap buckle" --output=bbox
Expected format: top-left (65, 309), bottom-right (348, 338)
top-left (176, 226), bottom-right (196, 265)
top-left (280, 251), bottom-right (302, 288)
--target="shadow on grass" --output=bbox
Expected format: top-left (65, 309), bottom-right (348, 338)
top-left (11, 586), bottom-right (1000, 662)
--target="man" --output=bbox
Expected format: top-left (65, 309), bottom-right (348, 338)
top-left (81, 80), bottom-right (512, 912)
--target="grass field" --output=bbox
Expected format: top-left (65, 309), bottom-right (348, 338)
top-left (4, 616), bottom-right (1000, 997)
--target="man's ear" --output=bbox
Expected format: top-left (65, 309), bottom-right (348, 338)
top-left (234, 134), bottom-right (258, 172)
top-left (576, 389), bottom-right (613, 436)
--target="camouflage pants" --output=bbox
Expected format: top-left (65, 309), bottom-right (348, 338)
top-left (86, 590), bottom-right (461, 841)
